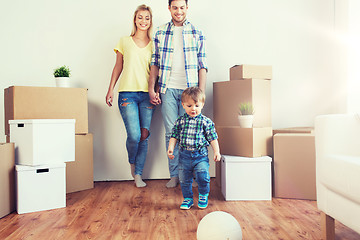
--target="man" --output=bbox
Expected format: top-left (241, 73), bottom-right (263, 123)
top-left (148, 0), bottom-right (208, 188)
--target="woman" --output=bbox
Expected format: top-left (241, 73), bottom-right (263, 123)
top-left (106, 4), bottom-right (154, 188)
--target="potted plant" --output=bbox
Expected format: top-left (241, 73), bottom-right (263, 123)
top-left (53, 65), bottom-right (71, 87)
top-left (238, 102), bottom-right (254, 128)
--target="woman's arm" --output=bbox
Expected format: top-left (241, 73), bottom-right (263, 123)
top-left (106, 51), bottom-right (123, 107)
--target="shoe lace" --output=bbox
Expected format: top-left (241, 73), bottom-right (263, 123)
top-left (199, 195), bottom-right (207, 202)
top-left (183, 199), bottom-right (192, 204)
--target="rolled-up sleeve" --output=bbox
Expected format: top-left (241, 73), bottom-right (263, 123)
top-left (151, 29), bottom-right (160, 67)
top-left (197, 33), bottom-right (207, 71)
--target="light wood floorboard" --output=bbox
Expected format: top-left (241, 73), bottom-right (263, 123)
top-left (0, 180), bottom-right (359, 240)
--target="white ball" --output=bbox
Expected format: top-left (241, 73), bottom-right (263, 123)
top-left (197, 211), bottom-right (242, 240)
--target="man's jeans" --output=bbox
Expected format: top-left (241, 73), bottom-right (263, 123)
top-left (118, 92), bottom-right (155, 175)
top-left (160, 88), bottom-right (185, 178)
top-left (179, 147), bottom-right (210, 199)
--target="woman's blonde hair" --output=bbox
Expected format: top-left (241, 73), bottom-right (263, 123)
top-left (131, 4), bottom-right (153, 39)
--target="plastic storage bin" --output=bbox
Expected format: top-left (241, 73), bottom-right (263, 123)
top-left (16, 163), bottom-right (66, 214)
top-left (9, 119), bottom-right (75, 165)
top-left (221, 155), bottom-right (272, 201)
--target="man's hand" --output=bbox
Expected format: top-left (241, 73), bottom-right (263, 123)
top-left (149, 90), bottom-right (161, 105)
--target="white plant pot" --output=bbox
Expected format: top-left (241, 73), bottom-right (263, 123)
top-left (238, 115), bottom-right (254, 128)
top-left (55, 77), bottom-right (71, 88)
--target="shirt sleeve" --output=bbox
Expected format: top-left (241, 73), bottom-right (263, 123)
top-left (197, 31), bottom-right (208, 71)
top-left (203, 118), bottom-right (218, 142)
top-left (170, 117), bottom-right (182, 140)
top-left (114, 37), bottom-right (124, 54)
top-left (151, 29), bottom-right (160, 67)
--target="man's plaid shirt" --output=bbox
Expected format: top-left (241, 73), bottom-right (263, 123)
top-left (170, 113), bottom-right (218, 151)
top-left (151, 20), bottom-right (208, 94)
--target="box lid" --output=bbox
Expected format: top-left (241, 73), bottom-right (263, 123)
top-left (222, 155), bottom-right (272, 163)
top-left (16, 163), bottom-right (66, 171)
top-left (9, 119), bottom-right (76, 125)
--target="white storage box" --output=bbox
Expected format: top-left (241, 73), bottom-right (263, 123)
top-left (16, 163), bottom-right (66, 214)
top-left (221, 155), bottom-right (272, 201)
top-left (9, 119), bottom-right (75, 165)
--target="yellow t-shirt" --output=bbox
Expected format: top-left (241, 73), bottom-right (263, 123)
top-left (114, 36), bottom-right (152, 92)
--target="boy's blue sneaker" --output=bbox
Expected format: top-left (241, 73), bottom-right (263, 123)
top-left (198, 194), bottom-right (208, 209)
top-left (180, 198), bottom-right (194, 210)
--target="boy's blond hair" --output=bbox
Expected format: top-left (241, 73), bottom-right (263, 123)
top-left (181, 87), bottom-right (205, 103)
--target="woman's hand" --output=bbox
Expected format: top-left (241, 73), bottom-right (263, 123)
top-left (106, 89), bottom-right (114, 107)
top-left (149, 90), bottom-right (161, 105)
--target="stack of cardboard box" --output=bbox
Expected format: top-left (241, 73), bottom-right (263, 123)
top-left (10, 118), bottom-right (75, 214)
top-left (213, 65), bottom-right (273, 200)
top-left (1, 86), bottom-right (94, 216)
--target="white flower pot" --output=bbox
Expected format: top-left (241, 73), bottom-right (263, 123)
top-left (238, 115), bottom-right (254, 128)
top-left (55, 77), bottom-right (71, 88)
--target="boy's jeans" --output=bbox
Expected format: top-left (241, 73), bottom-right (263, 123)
top-left (160, 88), bottom-right (186, 178)
top-left (118, 92), bottom-right (155, 175)
top-left (179, 147), bottom-right (210, 199)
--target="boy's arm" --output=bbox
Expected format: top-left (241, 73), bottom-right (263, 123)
top-left (210, 139), bottom-right (221, 162)
top-left (167, 138), bottom-right (178, 160)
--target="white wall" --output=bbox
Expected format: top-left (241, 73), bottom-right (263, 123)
top-left (0, 0), bottom-right (346, 181)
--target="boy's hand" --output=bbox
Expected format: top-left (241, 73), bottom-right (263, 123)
top-left (167, 149), bottom-right (175, 159)
top-left (213, 152), bottom-right (221, 162)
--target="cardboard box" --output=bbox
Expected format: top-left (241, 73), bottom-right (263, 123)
top-left (66, 134), bottom-right (94, 193)
top-left (213, 80), bottom-right (271, 128)
top-left (221, 155), bottom-right (272, 200)
top-left (16, 163), bottom-right (66, 214)
top-left (273, 133), bottom-right (316, 200)
top-left (273, 127), bottom-right (314, 135)
top-left (4, 86), bottom-right (88, 135)
top-left (217, 126), bottom-right (273, 158)
top-left (9, 119), bottom-right (75, 165)
top-left (0, 143), bottom-right (15, 218)
top-left (230, 64), bottom-right (272, 80)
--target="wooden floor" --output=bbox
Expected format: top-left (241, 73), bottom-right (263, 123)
top-left (1, 180), bottom-right (359, 240)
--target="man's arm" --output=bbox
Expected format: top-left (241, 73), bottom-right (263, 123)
top-left (198, 68), bottom-right (207, 92)
top-left (148, 65), bottom-right (161, 105)
top-left (197, 29), bottom-right (207, 92)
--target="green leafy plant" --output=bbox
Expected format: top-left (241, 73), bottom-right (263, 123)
top-left (238, 102), bottom-right (254, 115)
top-left (53, 65), bottom-right (71, 78)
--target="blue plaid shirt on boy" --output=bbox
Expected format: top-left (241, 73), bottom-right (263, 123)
top-left (171, 113), bottom-right (218, 151)
top-left (151, 20), bottom-right (208, 94)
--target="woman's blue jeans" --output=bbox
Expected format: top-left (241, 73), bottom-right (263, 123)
top-left (179, 147), bottom-right (210, 199)
top-left (118, 92), bottom-right (155, 176)
top-left (160, 88), bottom-right (186, 178)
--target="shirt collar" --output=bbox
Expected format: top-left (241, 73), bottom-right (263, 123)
top-left (184, 112), bottom-right (202, 119)
top-left (169, 19), bottom-right (190, 27)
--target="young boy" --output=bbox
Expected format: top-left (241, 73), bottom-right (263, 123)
top-left (167, 87), bottom-right (221, 209)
